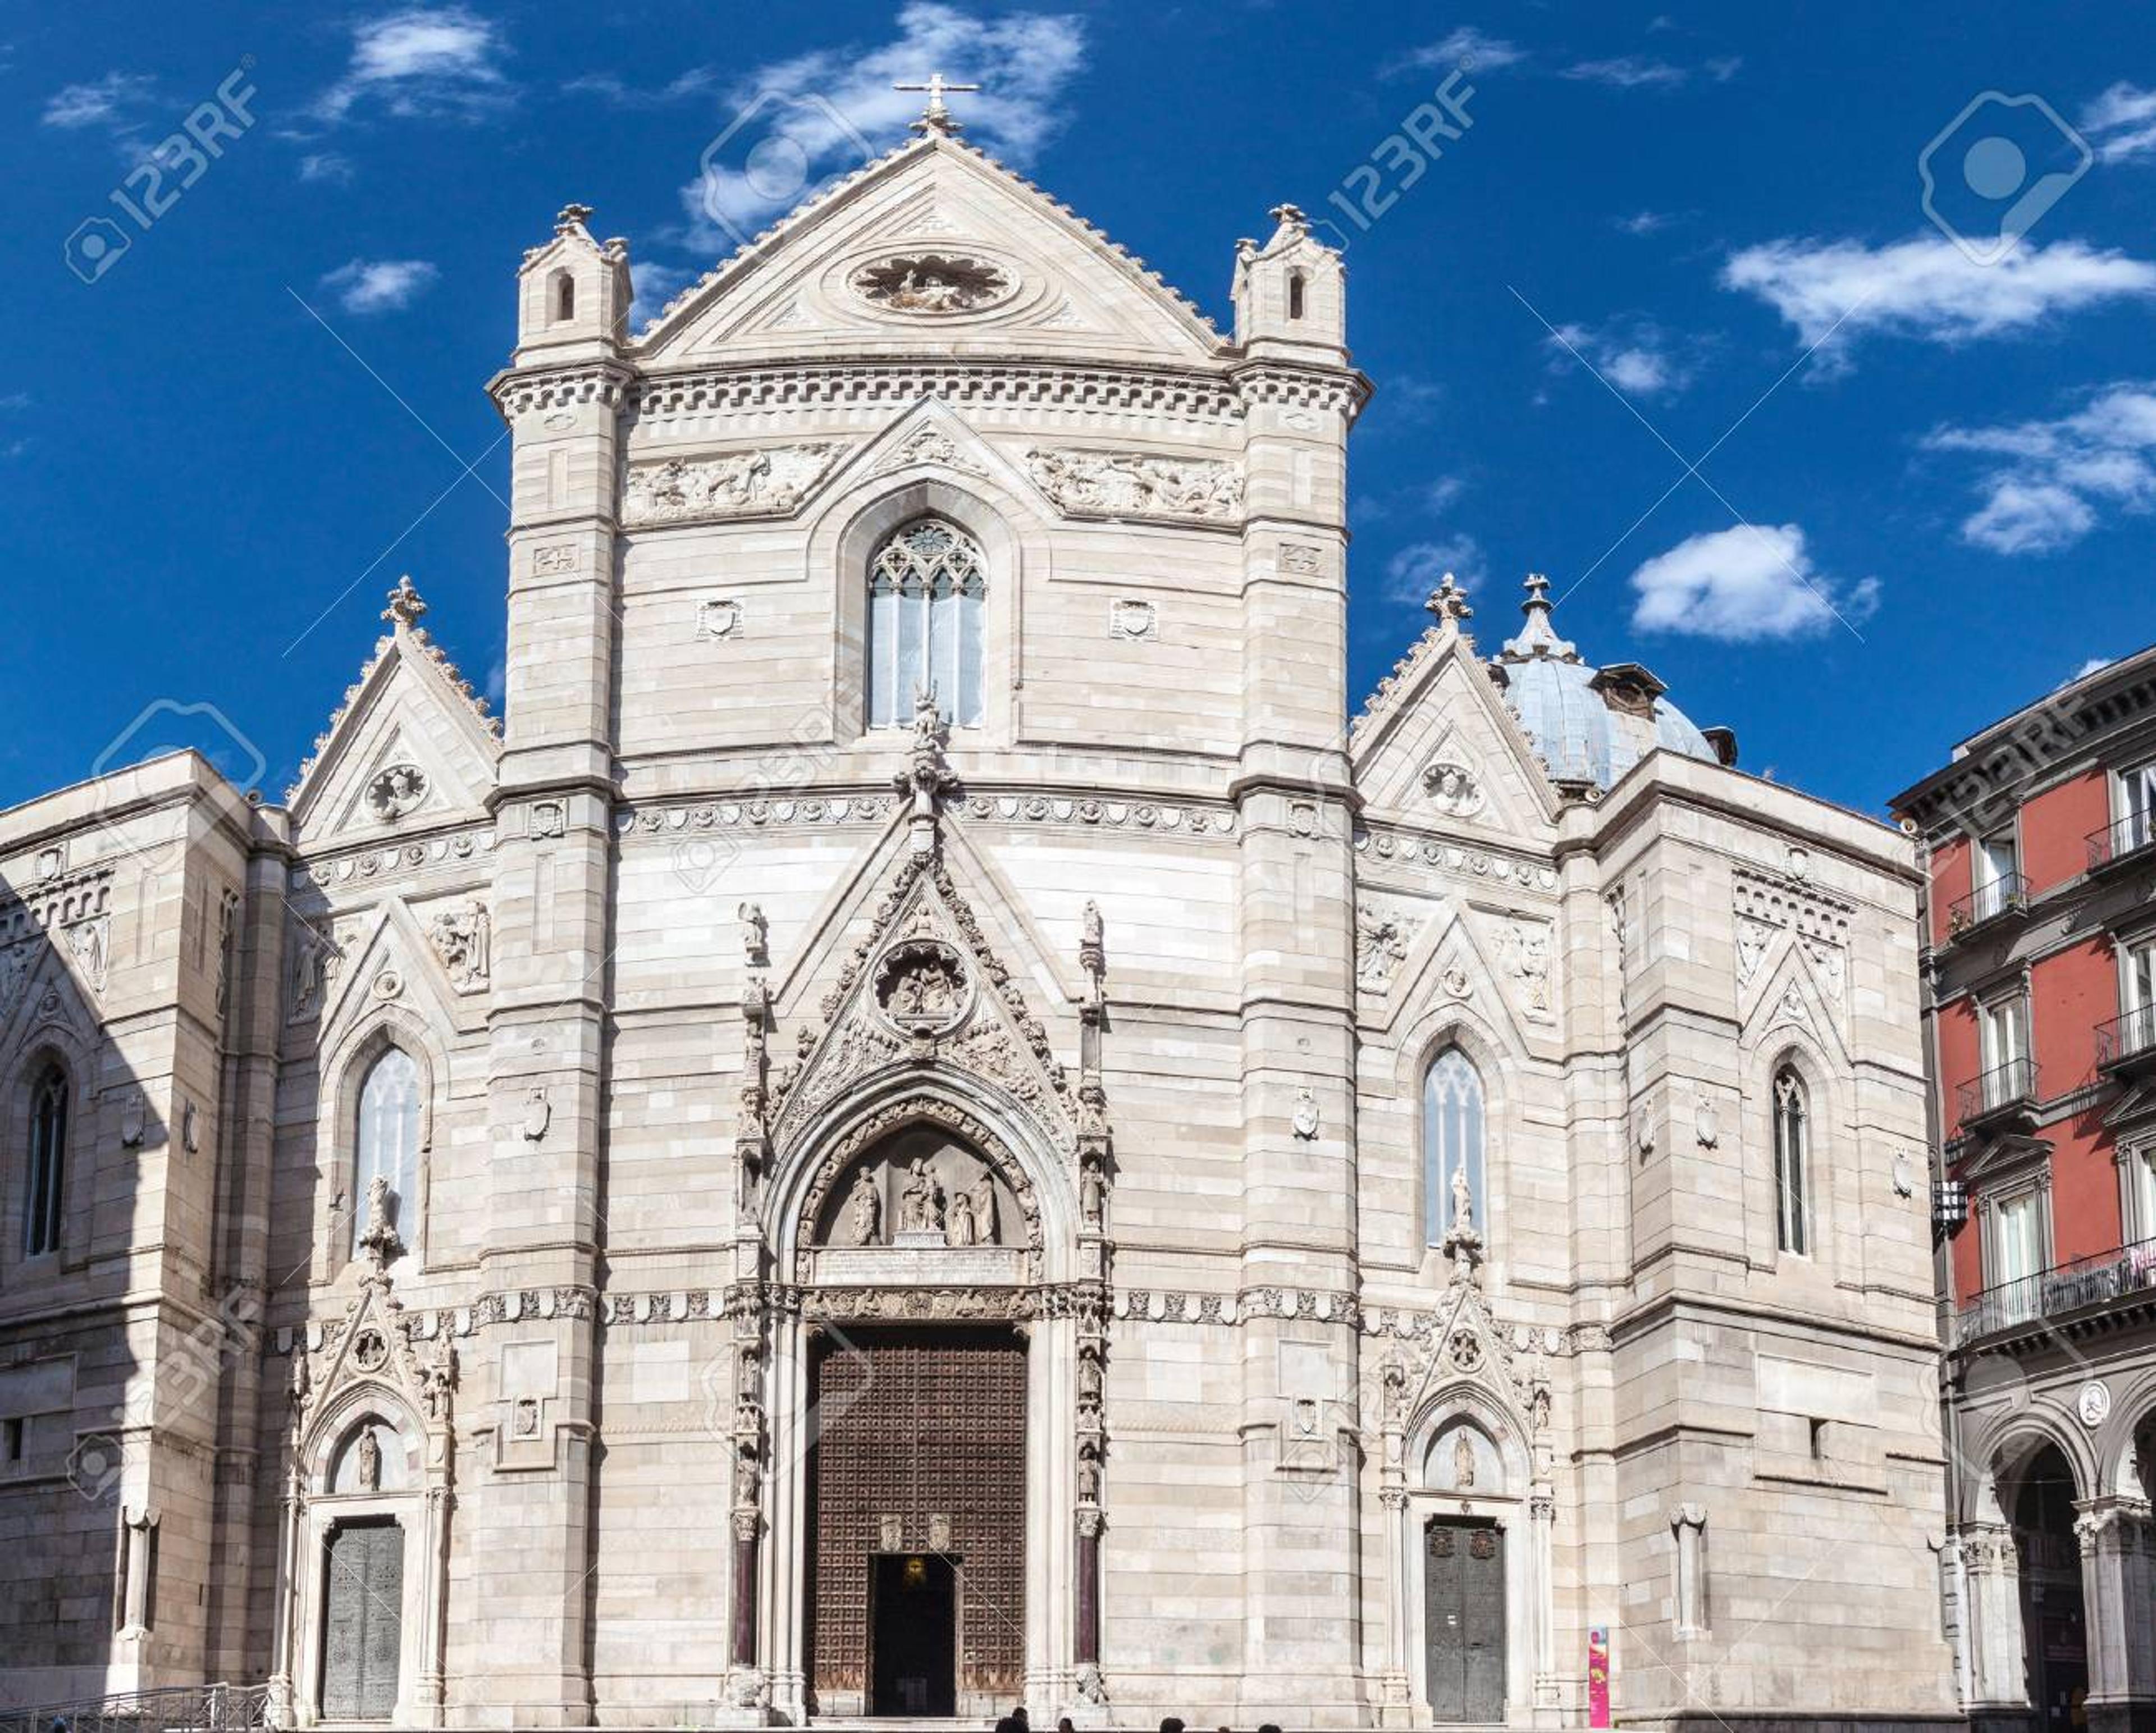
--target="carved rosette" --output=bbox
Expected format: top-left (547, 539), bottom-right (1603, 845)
top-left (873, 937), bottom-right (972, 1036)
top-left (849, 252), bottom-right (1016, 315)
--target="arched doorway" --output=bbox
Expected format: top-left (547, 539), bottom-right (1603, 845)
top-left (760, 1103), bottom-right (1079, 1720)
top-left (2014, 1443), bottom-right (2088, 1731)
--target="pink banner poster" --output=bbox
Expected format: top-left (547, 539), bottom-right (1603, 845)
top-left (1588, 1625), bottom-right (1611, 1729)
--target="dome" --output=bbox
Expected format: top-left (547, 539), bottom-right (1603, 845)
top-left (1490, 575), bottom-right (1723, 791)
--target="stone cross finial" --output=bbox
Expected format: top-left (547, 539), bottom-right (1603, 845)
top-left (896, 72), bottom-right (980, 134)
top-left (1427, 571), bottom-right (1473, 625)
top-left (555, 202), bottom-right (594, 236)
top-left (1268, 202), bottom-right (1309, 233)
top-left (382, 575), bottom-right (427, 630)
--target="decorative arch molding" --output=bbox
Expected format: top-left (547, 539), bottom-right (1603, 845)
top-left (274, 1269), bottom-right (457, 1730)
top-left (1406, 1379), bottom-right (1536, 1497)
top-left (807, 460), bottom-right (1053, 748)
top-left (318, 1002), bottom-right (445, 1274)
top-left (1956, 1406), bottom-right (2098, 1525)
top-left (785, 1090), bottom-right (1048, 1284)
top-left (2089, 1366), bottom-right (2156, 1499)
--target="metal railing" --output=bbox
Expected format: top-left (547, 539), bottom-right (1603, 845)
top-left (2088, 809), bottom-right (2156, 871)
top-left (1957, 1056), bottom-right (2040, 1132)
top-left (0, 1684), bottom-right (268, 1733)
top-left (1948, 870), bottom-right (2029, 936)
top-left (1958, 1235), bottom-right (2156, 1345)
top-left (2098, 1004), bottom-right (2156, 1071)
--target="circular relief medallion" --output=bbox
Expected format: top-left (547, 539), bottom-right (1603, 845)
top-left (350, 1328), bottom-right (390, 1374)
top-left (850, 252), bottom-right (1016, 315)
top-left (2079, 1379), bottom-right (2113, 1429)
top-left (873, 937), bottom-right (973, 1035)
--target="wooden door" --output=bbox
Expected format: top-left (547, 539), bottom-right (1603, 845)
top-left (1424, 1519), bottom-right (1505, 1723)
top-left (321, 1519), bottom-right (403, 1721)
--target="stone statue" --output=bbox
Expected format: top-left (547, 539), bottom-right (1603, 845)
top-left (947, 1189), bottom-right (976, 1247)
top-left (1452, 1428), bottom-right (1476, 1490)
top-left (898, 1158), bottom-right (942, 1234)
top-left (356, 1426), bottom-right (382, 1493)
top-left (1450, 1160), bottom-right (1475, 1236)
top-left (738, 902), bottom-right (769, 969)
top-left (846, 1169), bottom-right (881, 1247)
top-left (970, 1174), bottom-right (998, 1245)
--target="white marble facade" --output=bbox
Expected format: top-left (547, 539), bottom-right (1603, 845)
top-left (0, 120), bottom-right (1962, 1731)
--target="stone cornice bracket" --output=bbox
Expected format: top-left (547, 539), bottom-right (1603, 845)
top-left (894, 686), bottom-right (960, 855)
top-left (1226, 358), bottom-right (1372, 421)
top-left (485, 359), bottom-right (634, 421)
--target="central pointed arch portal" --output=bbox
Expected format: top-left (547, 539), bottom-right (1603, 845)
top-left (757, 1081), bottom-right (1090, 1721)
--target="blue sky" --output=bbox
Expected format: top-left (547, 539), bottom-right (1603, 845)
top-left (5, 1), bottom-right (2153, 817)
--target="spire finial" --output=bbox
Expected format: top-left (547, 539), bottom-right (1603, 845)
top-left (1499, 570), bottom-right (1581, 663)
top-left (382, 575), bottom-right (427, 630)
top-left (1427, 572), bottom-right (1474, 627)
top-left (554, 202), bottom-right (593, 236)
top-left (896, 71), bottom-right (981, 135)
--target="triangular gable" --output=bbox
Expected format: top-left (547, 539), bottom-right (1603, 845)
top-left (766, 837), bottom-right (1077, 1158)
top-left (1741, 938), bottom-right (1851, 1065)
top-left (809, 396), bottom-right (1040, 505)
top-left (637, 133), bottom-right (1223, 366)
top-left (1351, 618), bottom-right (1560, 836)
top-left (287, 585), bottom-right (501, 839)
top-left (0, 938), bottom-right (100, 1056)
top-left (316, 897), bottom-right (482, 1043)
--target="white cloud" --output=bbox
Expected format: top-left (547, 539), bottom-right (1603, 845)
top-left (2069, 656), bottom-right (2115, 684)
top-left (628, 260), bottom-right (698, 328)
top-left (42, 71), bottom-right (157, 143)
top-left (2084, 83), bottom-right (2156, 163)
top-left (679, 3), bottom-right (1086, 251)
top-left (1561, 56), bottom-right (1688, 89)
top-left (1546, 318), bottom-right (1701, 398)
top-left (1399, 27), bottom-right (1529, 72)
top-left (314, 6), bottom-right (509, 124)
top-left (1614, 209), bottom-right (1678, 236)
top-left (1629, 523), bottom-right (1878, 641)
top-left (1721, 234), bottom-right (2156, 365)
top-left (321, 258), bottom-right (439, 314)
top-left (298, 152), bottom-right (355, 184)
top-left (1923, 382), bottom-right (2156, 555)
top-left (1386, 536), bottom-right (1486, 606)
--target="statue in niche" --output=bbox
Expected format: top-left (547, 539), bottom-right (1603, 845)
top-left (898, 1158), bottom-right (944, 1234)
top-left (948, 1188), bottom-right (977, 1247)
top-left (1451, 1160), bottom-right (1476, 1237)
top-left (845, 1169), bottom-right (883, 1247)
top-left (970, 1174), bottom-right (998, 1245)
top-left (355, 1426), bottom-right (382, 1494)
top-left (1452, 1428), bottom-right (1477, 1490)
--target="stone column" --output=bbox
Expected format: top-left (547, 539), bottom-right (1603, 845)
top-left (1669, 1503), bottom-right (1708, 1639)
top-left (1529, 1488), bottom-right (1560, 1718)
top-left (2077, 1498), bottom-right (2156, 1733)
top-left (468, 305), bottom-right (630, 1723)
top-left (266, 1466), bottom-right (304, 1725)
top-left (1377, 1487), bottom-right (1414, 1725)
top-left (1962, 1522), bottom-right (2035, 1733)
top-left (1226, 209), bottom-right (1365, 1720)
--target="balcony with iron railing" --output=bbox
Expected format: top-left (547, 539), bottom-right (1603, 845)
top-left (1947, 870), bottom-right (2029, 939)
top-left (2098, 1003), bottom-right (2156, 1077)
top-left (1957, 1055), bottom-right (2041, 1137)
top-left (1957, 1234), bottom-right (2156, 1347)
top-left (2088, 810), bottom-right (2156, 874)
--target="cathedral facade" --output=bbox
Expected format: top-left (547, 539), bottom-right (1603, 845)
top-left (0, 117), bottom-right (1961, 1732)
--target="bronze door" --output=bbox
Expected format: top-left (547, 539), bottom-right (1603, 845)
top-left (808, 1328), bottom-right (1027, 1713)
top-left (1424, 1519), bottom-right (1505, 1723)
top-left (320, 1519), bottom-right (403, 1721)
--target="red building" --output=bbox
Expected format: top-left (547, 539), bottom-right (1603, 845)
top-left (1893, 642), bottom-right (2156, 1733)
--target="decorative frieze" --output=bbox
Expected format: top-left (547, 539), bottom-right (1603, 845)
top-left (1355, 825), bottom-right (1558, 892)
top-left (627, 363), bottom-right (1244, 426)
top-left (292, 826), bottom-right (493, 890)
top-left (622, 442), bottom-right (843, 526)
top-left (1027, 447), bottom-right (1244, 522)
